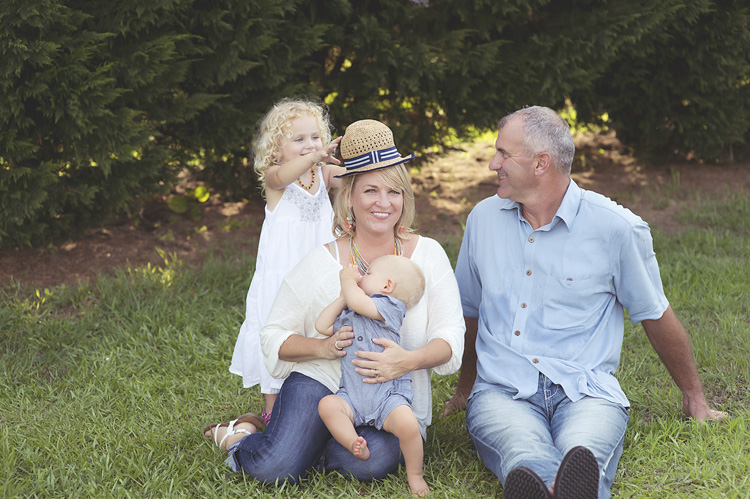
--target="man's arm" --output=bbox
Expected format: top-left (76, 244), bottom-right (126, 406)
top-left (641, 305), bottom-right (727, 422)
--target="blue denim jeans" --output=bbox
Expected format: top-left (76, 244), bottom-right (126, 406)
top-left (227, 372), bottom-right (403, 484)
top-left (466, 374), bottom-right (629, 499)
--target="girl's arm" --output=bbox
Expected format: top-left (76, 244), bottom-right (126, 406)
top-left (265, 137), bottom-right (341, 191)
top-left (315, 295), bottom-right (347, 336)
top-left (323, 162), bottom-right (347, 190)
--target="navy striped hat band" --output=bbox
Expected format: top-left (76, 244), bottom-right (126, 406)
top-left (346, 146), bottom-right (408, 170)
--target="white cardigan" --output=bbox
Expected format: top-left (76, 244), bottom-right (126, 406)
top-left (261, 236), bottom-right (465, 434)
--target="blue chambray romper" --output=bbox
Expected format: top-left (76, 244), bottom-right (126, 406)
top-left (333, 294), bottom-right (413, 430)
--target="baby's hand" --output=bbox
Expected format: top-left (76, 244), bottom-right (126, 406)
top-left (340, 264), bottom-right (360, 284)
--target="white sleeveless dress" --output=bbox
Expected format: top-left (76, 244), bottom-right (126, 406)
top-left (229, 166), bottom-right (335, 391)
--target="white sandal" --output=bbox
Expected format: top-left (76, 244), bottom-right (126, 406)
top-left (203, 412), bottom-right (263, 449)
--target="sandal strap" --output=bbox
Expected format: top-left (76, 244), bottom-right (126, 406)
top-left (212, 417), bottom-right (238, 447)
top-left (213, 423), bottom-right (222, 447)
top-left (218, 428), bottom-right (252, 450)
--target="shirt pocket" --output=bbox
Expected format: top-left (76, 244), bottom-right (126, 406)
top-left (541, 274), bottom-right (611, 332)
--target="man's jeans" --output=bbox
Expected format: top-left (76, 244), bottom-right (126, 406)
top-left (227, 372), bottom-right (402, 483)
top-left (466, 374), bottom-right (629, 499)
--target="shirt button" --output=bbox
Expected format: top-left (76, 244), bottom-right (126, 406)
top-left (529, 237), bottom-right (535, 243)
top-left (357, 336), bottom-right (363, 341)
top-left (533, 358), bottom-right (539, 364)
top-left (526, 270), bottom-right (532, 276)
top-left (521, 303), bottom-right (527, 308)
top-left (514, 330), bottom-right (521, 336)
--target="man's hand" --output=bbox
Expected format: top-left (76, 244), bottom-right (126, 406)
top-left (642, 307), bottom-right (728, 423)
top-left (683, 393), bottom-right (728, 422)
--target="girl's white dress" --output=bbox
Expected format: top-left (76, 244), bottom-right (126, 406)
top-left (229, 165), bottom-right (335, 391)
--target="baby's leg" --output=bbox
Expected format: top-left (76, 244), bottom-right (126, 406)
top-left (383, 405), bottom-right (429, 496)
top-left (318, 394), bottom-right (370, 460)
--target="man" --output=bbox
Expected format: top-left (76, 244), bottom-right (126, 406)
top-left (451, 106), bottom-right (726, 499)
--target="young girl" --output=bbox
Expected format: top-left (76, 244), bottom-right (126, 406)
top-left (229, 98), bottom-right (344, 425)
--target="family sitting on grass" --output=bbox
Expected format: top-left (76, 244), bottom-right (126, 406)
top-left (204, 99), bottom-right (727, 498)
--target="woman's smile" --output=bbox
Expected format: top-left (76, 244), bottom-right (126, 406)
top-left (350, 171), bottom-right (404, 235)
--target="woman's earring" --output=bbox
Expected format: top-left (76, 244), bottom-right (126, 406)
top-left (345, 211), bottom-right (355, 232)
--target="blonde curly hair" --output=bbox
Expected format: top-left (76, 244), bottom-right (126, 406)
top-left (252, 97), bottom-right (333, 196)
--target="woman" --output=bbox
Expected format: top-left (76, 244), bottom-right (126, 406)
top-left (204, 119), bottom-right (465, 484)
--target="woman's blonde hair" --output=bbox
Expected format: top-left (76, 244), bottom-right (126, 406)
top-left (332, 164), bottom-right (416, 240)
top-left (252, 97), bottom-right (333, 196)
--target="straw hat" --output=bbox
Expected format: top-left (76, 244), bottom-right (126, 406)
top-left (335, 119), bottom-right (415, 177)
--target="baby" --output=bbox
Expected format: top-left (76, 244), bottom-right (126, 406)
top-left (315, 255), bottom-right (429, 496)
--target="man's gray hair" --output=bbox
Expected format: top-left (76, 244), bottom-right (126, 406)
top-left (498, 106), bottom-right (575, 175)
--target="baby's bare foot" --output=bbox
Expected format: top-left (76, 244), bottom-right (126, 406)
top-left (408, 474), bottom-right (429, 496)
top-left (352, 436), bottom-right (370, 460)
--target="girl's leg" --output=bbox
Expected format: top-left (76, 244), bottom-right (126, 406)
top-left (232, 372), bottom-right (332, 484)
top-left (318, 395), bottom-right (369, 460)
top-left (260, 369), bottom-right (282, 424)
top-left (262, 393), bottom-right (278, 425)
top-left (383, 405), bottom-right (429, 496)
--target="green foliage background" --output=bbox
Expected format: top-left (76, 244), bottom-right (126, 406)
top-left (1, 0), bottom-right (749, 247)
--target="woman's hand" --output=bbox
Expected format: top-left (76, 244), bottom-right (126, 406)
top-left (322, 325), bottom-right (354, 360)
top-left (353, 337), bottom-right (415, 383)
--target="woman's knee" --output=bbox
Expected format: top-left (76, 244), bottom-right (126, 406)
top-left (325, 428), bottom-right (401, 480)
top-left (236, 447), bottom-right (313, 485)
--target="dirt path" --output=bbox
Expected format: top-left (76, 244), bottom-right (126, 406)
top-left (2, 132), bottom-right (749, 290)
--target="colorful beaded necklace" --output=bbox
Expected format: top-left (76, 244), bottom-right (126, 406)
top-left (350, 237), bottom-right (403, 275)
top-left (297, 166), bottom-right (315, 190)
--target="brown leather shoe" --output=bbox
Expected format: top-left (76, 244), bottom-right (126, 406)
top-left (554, 446), bottom-right (599, 499)
top-left (504, 466), bottom-right (552, 499)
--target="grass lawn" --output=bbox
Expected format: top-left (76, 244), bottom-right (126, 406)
top-left (1, 191), bottom-right (748, 498)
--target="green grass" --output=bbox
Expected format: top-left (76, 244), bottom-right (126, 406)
top-left (2, 193), bottom-right (748, 498)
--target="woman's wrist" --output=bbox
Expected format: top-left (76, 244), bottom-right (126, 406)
top-left (403, 348), bottom-right (420, 373)
top-left (279, 334), bottom-right (330, 362)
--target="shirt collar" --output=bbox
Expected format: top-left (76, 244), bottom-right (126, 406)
top-left (555, 179), bottom-right (581, 231)
top-left (496, 179), bottom-right (582, 231)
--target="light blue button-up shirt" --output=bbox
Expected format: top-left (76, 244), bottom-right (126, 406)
top-left (455, 180), bottom-right (669, 408)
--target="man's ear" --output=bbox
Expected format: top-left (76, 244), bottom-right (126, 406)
top-left (534, 152), bottom-right (552, 175)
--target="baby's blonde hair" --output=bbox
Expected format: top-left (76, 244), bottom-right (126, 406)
top-left (252, 97), bottom-right (333, 196)
top-left (370, 255), bottom-right (425, 309)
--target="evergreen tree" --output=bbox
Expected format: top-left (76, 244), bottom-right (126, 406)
top-left (572, 0), bottom-right (750, 161)
top-left (2, 0), bottom-right (747, 247)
